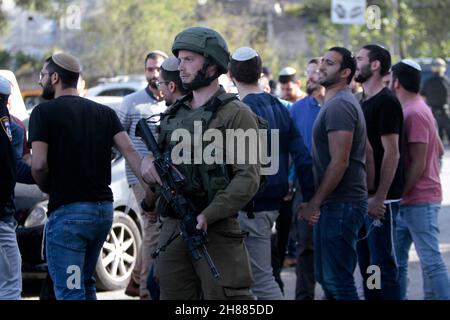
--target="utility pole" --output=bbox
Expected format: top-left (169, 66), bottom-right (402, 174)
top-left (342, 25), bottom-right (350, 48)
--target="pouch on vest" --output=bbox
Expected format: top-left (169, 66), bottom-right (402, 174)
top-left (157, 92), bottom-right (268, 217)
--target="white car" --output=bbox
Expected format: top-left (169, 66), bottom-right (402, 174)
top-left (85, 78), bottom-right (147, 111)
top-left (85, 75), bottom-right (147, 98)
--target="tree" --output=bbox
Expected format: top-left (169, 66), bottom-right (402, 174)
top-left (77, 0), bottom-right (197, 77)
top-left (284, 0), bottom-right (450, 60)
top-left (196, 0), bottom-right (284, 75)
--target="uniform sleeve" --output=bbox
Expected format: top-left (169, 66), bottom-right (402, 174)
top-left (28, 105), bottom-right (49, 145)
top-left (0, 110), bottom-right (15, 209)
top-left (10, 120), bottom-right (24, 159)
top-left (202, 107), bottom-right (261, 225)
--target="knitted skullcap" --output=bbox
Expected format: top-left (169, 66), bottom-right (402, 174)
top-left (161, 56), bottom-right (180, 72)
top-left (231, 47), bottom-right (258, 62)
top-left (51, 52), bottom-right (82, 73)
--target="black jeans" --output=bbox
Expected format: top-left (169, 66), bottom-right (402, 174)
top-left (271, 199), bottom-right (293, 293)
top-left (357, 201), bottom-right (401, 300)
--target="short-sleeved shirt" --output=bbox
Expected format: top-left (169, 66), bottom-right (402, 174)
top-left (312, 88), bottom-right (367, 203)
top-left (361, 87), bottom-right (404, 199)
top-left (28, 95), bottom-right (124, 213)
top-left (117, 88), bottom-right (165, 185)
top-left (401, 97), bottom-right (442, 205)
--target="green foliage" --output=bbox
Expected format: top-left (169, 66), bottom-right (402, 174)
top-left (295, 0), bottom-right (449, 59)
top-left (196, 0), bottom-right (283, 76)
top-left (2, 0), bottom-right (447, 78)
top-left (0, 49), bottom-right (12, 68)
top-left (0, 49), bottom-right (40, 76)
top-left (80, 0), bottom-right (197, 77)
top-left (13, 0), bottom-right (52, 11)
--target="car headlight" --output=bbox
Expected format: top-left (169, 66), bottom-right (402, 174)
top-left (24, 203), bottom-right (48, 228)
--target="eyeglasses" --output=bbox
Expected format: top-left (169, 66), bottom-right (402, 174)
top-left (156, 81), bottom-right (170, 89)
top-left (39, 71), bottom-right (51, 81)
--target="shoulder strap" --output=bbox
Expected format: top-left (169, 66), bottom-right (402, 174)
top-left (204, 92), bottom-right (238, 124)
top-left (205, 92), bottom-right (238, 111)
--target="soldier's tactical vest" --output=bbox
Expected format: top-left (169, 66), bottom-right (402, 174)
top-left (157, 92), bottom-right (267, 217)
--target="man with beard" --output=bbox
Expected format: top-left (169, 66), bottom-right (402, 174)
top-left (298, 47), bottom-right (373, 300)
top-left (390, 60), bottom-right (450, 300)
top-left (289, 58), bottom-right (325, 300)
top-left (354, 44), bottom-right (404, 300)
top-left (137, 56), bottom-right (190, 300)
top-left (29, 52), bottom-right (146, 300)
top-left (156, 56), bottom-right (189, 107)
top-left (141, 26), bottom-right (261, 300)
top-left (278, 67), bottom-right (307, 103)
top-left (118, 50), bottom-right (168, 299)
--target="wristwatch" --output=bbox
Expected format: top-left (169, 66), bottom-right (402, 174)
top-left (140, 199), bottom-right (155, 212)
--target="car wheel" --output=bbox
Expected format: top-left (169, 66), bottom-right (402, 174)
top-left (95, 210), bottom-right (142, 291)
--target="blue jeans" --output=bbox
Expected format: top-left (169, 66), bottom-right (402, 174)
top-left (395, 203), bottom-right (450, 300)
top-left (357, 201), bottom-right (401, 300)
top-left (314, 200), bottom-right (367, 300)
top-left (0, 220), bottom-right (22, 300)
top-left (45, 201), bottom-right (113, 300)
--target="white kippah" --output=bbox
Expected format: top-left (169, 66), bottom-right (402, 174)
top-left (52, 52), bottom-right (82, 73)
top-left (231, 47), bottom-right (258, 62)
top-left (0, 75), bottom-right (11, 95)
top-left (400, 59), bottom-right (422, 71)
top-left (161, 56), bottom-right (179, 72)
top-left (279, 66), bottom-right (296, 76)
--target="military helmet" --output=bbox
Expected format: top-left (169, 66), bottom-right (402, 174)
top-left (172, 26), bottom-right (230, 75)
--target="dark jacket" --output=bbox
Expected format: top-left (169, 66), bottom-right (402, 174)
top-left (242, 93), bottom-right (314, 211)
top-left (0, 103), bottom-right (16, 222)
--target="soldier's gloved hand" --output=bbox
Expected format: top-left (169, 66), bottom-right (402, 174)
top-left (141, 155), bottom-right (162, 185)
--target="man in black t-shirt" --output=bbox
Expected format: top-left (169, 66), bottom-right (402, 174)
top-left (29, 52), bottom-right (146, 300)
top-left (355, 45), bottom-right (404, 300)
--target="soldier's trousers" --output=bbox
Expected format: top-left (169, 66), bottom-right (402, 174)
top-left (155, 216), bottom-right (255, 300)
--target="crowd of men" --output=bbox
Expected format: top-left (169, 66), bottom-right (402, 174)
top-left (1, 25), bottom-right (449, 300)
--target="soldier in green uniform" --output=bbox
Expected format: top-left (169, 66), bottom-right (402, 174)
top-left (141, 26), bottom-right (261, 300)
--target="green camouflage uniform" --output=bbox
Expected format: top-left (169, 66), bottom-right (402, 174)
top-left (155, 87), bottom-right (260, 299)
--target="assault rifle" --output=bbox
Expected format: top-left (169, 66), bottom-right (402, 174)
top-left (135, 118), bottom-right (220, 280)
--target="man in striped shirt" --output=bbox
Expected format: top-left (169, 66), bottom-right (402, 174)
top-left (118, 50), bottom-right (167, 299)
